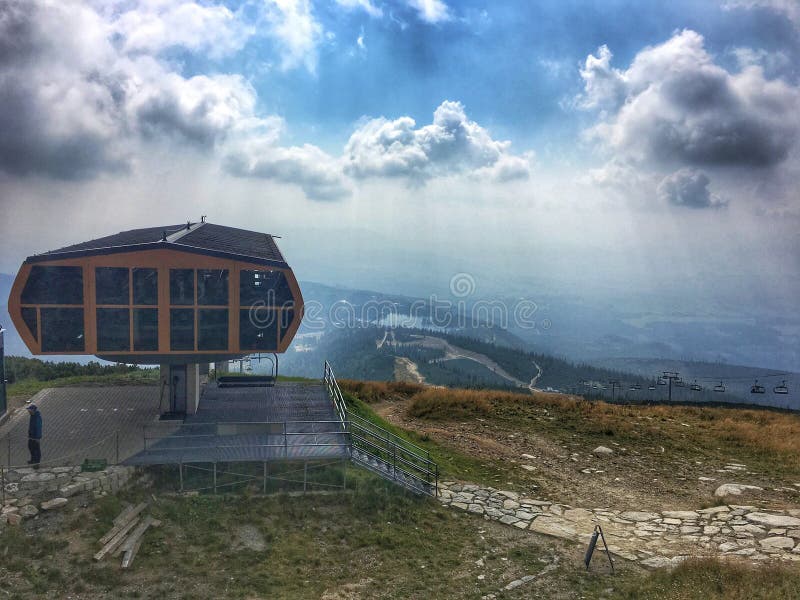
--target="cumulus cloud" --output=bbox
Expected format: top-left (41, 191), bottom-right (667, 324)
top-left (406, 0), bottom-right (450, 24)
top-left (336, 0), bottom-right (382, 18)
top-left (657, 168), bottom-right (726, 209)
top-left (109, 0), bottom-right (252, 59)
top-left (224, 143), bottom-right (350, 201)
top-left (580, 29), bottom-right (800, 169)
top-left (263, 0), bottom-right (324, 73)
top-left (343, 100), bottom-right (531, 182)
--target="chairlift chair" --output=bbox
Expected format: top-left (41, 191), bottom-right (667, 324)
top-left (657, 378), bottom-right (667, 386)
top-left (713, 382), bottom-right (726, 393)
top-left (630, 383), bottom-right (642, 391)
top-left (774, 380), bottom-right (789, 395)
top-left (750, 379), bottom-right (766, 394)
top-left (674, 379), bottom-right (685, 388)
top-left (690, 380), bottom-right (702, 392)
top-left (648, 383), bottom-right (656, 391)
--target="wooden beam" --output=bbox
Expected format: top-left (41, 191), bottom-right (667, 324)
top-left (93, 516), bottom-right (140, 561)
top-left (120, 518), bottom-right (162, 569)
top-left (99, 502), bottom-right (147, 545)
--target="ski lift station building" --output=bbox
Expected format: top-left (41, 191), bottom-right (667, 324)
top-left (7, 220), bottom-right (304, 416)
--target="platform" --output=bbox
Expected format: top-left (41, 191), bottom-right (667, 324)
top-left (124, 382), bottom-right (350, 465)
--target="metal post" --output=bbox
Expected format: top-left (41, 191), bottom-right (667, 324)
top-left (1, 465), bottom-right (5, 505)
top-left (284, 422), bottom-right (288, 458)
top-left (303, 462), bottom-right (307, 493)
top-left (213, 462), bottom-right (217, 494)
top-left (263, 461), bottom-right (267, 493)
top-left (342, 459), bottom-right (347, 490)
top-left (179, 462), bottom-right (184, 492)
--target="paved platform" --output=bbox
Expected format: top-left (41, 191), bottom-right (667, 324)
top-left (126, 382), bottom-right (349, 465)
top-left (0, 382), bottom-right (348, 468)
top-left (0, 386), bottom-right (161, 468)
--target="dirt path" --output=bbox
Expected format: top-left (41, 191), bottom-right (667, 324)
top-left (371, 397), bottom-right (800, 513)
top-left (393, 357), bottom-right (426, 385)
top-left (415, 335), bottom-right (543, 392)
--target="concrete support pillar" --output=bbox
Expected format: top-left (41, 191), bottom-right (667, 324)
top-left (186, 363), bottom-right (200, 415)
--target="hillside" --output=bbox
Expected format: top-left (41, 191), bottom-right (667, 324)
top-left (3, 375), bottom-right (800, 598)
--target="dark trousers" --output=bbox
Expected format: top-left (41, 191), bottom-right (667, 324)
top-left (28, 438), bottom-right (41, 464)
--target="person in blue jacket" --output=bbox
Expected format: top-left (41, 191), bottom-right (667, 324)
top-left (26, 403), bottom-right (42, 467)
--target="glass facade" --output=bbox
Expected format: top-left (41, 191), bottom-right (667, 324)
top-left (133, 268), bottom-right (158, 305)
top-left (21, 307), bottom-right (37, 340)
top-left (133, 308), bottom-right (158, 351)
top-left (198, 309), bottom-right (228, 350)
top-left (21, 266), bottom-right (83, 305)
top-left (198, 269), bottom-right (228, 305)
top-left (96, 308), bottom-right (130, 351)
top-left (16, 260), bottom-right (297, 355)
top-left (170, 308), bottom-right (195, 351)
top-left (41, 307), bottom-right (84, 352)
top-left (96, 267), bottom-right (129, 305)
top-left (170, 269), bottom-right (194, 305)
top-left (239, 307), bottom-right (277, 351)
top-left (240, 270), bottom-right (293, 307)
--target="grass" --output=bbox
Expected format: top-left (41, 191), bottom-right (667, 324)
top-left (3, 476), bottom-right (800, 599)
top-left (7, 370), bottom-right (160, 401)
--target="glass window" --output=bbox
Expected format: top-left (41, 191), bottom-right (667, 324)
top-left (170, 269), bottom-right (194, 305)
top-left (133, 308), bottom-right (158, 351)
top-left (198, 309), bottom-right (228, 350)
top-left (279, 308), bottom-right (295, 344)
top-left (133, 268), bottom-right (158, 305)
top-left (197, 269), bottom-right (228, 306)
top-left (239, 270), bottom-right (293, 308)
top-left (239, 308), bottom-right (277, 351)
top-left (96, 308), bottom-right (130, 352)
top-left (96, 267), bottom-right (129, 305)
top-left (170, 308), bottom-right (194, 351)
top-left (21, 307), bottom-right (38, 341)
top-left (21, 266), bottom-right (83, 305)
top-left (41, 308), bottom-right (84, 352)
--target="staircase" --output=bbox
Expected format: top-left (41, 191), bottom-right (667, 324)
top-left (324, 361), bottom-right (438, 496)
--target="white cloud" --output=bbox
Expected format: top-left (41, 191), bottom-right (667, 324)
top-left (263, 0), bottom-right (324, 73)
top-left (336, 0), bottom-right (382, 18)
top-left (657, 168), bottom-right (726, 209)
top-left (343, 100), bottom-right (530, 181)
top-left (224, 142), bottom-right (350, 201)
top-left (406, 0), bottom-right (450, 24)
top-left (580, 30), bottom-right (800, 169)
top-left (723, 0), bottom-right (800, 29)
top-left (109, 0), bottom-right (252, 59)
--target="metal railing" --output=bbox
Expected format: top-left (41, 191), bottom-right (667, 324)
top-left (322, 361), bottom-right (439, 496)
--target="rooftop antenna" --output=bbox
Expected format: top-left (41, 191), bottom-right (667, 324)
top-left (201, 215), bottom-right (206, 223)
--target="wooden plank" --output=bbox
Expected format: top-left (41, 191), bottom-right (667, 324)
top-left (114, 516), bottom-right (154, 558)
top-left (98, 502), bottom-right (147, 545)
top-left (121, 519), bottom-right (161, 569)
top-left (112, 503), bottom-right (136, 526)
top-left (93, 516), bottom-right (140, 561)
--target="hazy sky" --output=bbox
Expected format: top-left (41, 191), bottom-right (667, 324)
top-left (0, 0), bottom-right (798, 313)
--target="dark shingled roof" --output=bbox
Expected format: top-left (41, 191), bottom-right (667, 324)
top-left (32, 222), bottom-right (286, 266)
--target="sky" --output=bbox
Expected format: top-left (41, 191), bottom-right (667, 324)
top-left (0, 0), bottom-right (799, 320)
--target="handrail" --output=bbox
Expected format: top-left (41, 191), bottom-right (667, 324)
top-left (322, 360), bottom-right (438, 496)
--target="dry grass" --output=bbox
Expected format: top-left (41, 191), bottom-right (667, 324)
top-left (399, 386), bottom-right (800, 462)
top-left (339, 379), bottom-right (425, 403)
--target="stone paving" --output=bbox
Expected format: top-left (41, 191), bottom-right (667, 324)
top-left (438, 481), bottom-right (800, 568)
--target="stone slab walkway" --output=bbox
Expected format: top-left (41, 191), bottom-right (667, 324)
top-left (439, 481), bottom-right (800, 568)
